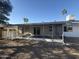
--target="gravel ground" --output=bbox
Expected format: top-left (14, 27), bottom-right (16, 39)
top-left (0, 39), bottom-right (79, 59)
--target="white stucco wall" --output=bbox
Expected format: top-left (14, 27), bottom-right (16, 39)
top-left (64, 32), bottom-right (79, 37)
top-left (72, 23), bottom-right (79, 32)
top-left (64, 23), bottom-right (79, 37)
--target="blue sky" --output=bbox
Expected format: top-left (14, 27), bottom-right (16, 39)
top-left (9, 0), bottom-right (79, 24)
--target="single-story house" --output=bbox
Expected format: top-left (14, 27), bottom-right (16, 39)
top-left (1, 16), bottom-right (79, 40)
top-left (2, 20), bottom-right (76, 39)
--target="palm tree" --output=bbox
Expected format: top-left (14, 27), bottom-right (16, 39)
top-left (23, 17), bottom-right (29, 24)
top-left (62, 9), bottom-right (67, 15)
top-left (0, 0), bottom-right (12, 24)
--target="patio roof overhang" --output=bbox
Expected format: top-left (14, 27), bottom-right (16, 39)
top-left (11, 21), bottom-right (66, 26)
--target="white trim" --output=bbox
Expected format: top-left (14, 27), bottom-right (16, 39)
top-left (72, 22), bottom-right (79, 24)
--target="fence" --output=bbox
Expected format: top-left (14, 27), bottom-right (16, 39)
top-left (2, 29), bottom-right (18, 39)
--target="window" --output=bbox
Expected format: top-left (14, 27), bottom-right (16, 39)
top-left (67, 26), bottom-right (72, 32)
top-left (49, 26), bottom-right (52, 31)
top-left (64, 25), bottom-right (72, 32)
top-left (66, 21), bottom-right (72, 32)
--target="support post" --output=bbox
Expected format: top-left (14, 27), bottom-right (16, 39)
top-left (52, 25), bottom-right (53, 39)
top-left (62, 25), bottom-right (65, 44)
top-left (42, 23), bottom-right (44, 38)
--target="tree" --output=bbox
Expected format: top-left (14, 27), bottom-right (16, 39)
top-left (0, 0), bottom-right (12, 24)
top-left (23, 17), bottom-right (29, 24)
top-left (62, 9), bottom-right (67, 15)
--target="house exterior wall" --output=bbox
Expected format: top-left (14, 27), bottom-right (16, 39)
top-left (64, 23), bottom-right (79, 43)
top-left (63, 23), bottom-right (79, 38)
top-left (2, 26), bottom-right (19, 39)
top-left (53, 24), bottom-right (63, 39)
top-left (24, 25), bottom-right (53, 38)
top-left (39, 25), bottom-right (53, 37)
top-left (21, 24), bottom-right (63, 39)
top-left (22, 25), bottom-right (31, 34)
top-left (72, 23), bottom-right (79, 32)
top-left (2, 23), bottom-right (64, 39)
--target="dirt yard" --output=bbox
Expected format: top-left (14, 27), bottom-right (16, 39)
top-left (0, 39), bottom-right (79, 59)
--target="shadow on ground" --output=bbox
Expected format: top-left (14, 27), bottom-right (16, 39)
top-left (0, 40), bottom-right (79, 59)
